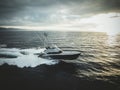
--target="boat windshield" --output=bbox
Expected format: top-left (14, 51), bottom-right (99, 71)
top-left (45, 46), bottom-right (62, 54)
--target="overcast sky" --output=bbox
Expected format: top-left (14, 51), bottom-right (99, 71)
top-left (0, 0), bottom-right (120, 33)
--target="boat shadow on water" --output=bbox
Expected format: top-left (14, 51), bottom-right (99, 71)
top-left (0, 61), bottom-right (120, 90)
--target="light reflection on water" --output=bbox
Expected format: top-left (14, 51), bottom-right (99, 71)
top-left (74, 33), bottom-right (120, 78)
top-left (0, 31), bottom-right (120, 79)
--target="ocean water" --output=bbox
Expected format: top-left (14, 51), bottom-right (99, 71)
top-left (0, 30), bottom-right (120, 90)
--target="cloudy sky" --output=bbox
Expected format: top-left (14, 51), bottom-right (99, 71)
top-left (0, 0), bottom-right (120, 33)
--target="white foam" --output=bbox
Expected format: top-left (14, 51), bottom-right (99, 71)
top-left (0, 48), bottom-right (58, 68)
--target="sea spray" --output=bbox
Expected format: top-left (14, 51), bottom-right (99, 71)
top-left (0, 48), bottom-right (59, 68)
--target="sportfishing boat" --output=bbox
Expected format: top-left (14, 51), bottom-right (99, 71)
top-left (39, 45), bottom-right (80, 60)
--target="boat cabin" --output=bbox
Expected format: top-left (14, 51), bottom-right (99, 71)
top-left (45, 46), bottom-right (62, 54)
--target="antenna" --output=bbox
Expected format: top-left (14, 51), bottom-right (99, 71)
top-left (43, 32), bottom-right (48, 37)
top-left (43, 32), bottom-right (49, 47)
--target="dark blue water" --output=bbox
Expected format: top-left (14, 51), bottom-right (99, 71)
top-left (0, 30), bottom-right (120, 90)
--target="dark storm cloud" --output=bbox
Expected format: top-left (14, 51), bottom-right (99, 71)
top-left (68, 0), bottom-right (120, 15)
top-left (0, 0), bottom-right (60, 25)
top-left (0, 0), bottom-right (120, 15)
top-left (0, 0), bottom-right (120, 26)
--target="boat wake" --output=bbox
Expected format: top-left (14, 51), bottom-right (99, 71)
top-left (0, 48), bottom-right (59, 68)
